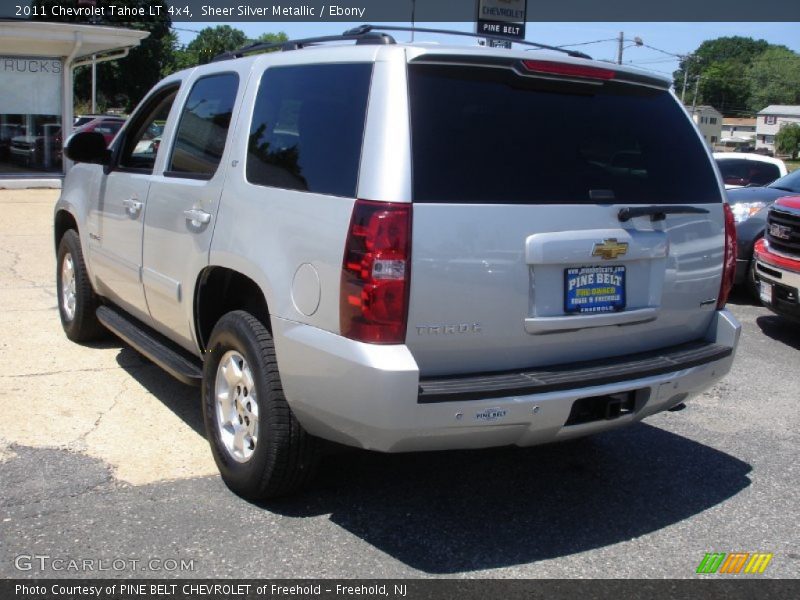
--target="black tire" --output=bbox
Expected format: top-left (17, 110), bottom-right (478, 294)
top-left (56, 229), bottom-right (106, 342)
top-left (202, 310), bottom-right (319, 500)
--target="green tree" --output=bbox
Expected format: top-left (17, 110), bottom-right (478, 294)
top-left (32, 0), bottom-right (174, 112)
top-left (775, 123), bottom-right (800, 159)
top-left (255, 32), bottom-right (289, 45)
top-left (695, 62), bottom-right (743, 114)
top-left (673, 36), bottom-right (770, 113)
top-left (173, 29), bottom-right (289, 69)
top-left (747, 47), bottom-right (800, 111)
top-left (175, 25), bottom-right (248, 67)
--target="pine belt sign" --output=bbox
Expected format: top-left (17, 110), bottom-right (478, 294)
top-left (476, 0), bottom-right (527, 41)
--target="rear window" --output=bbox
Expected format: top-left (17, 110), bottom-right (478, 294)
top-left (409, 64), bottom-right (721, 204)
top-left (247, 63), bottom-right (372, 197)
top-left (716, 158), bottom-right (781, 187)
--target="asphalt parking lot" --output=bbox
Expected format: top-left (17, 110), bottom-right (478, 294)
top-left (0, 188), bottom-right (798, 579)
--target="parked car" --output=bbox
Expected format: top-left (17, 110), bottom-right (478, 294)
top-left (752, 147), bottom-right (775, 157)
top-left (54, 29), bottom-right (741, 499)
top-left (9, 126), bottom-right (62, 168)
top-left (0, 124), bottom-right (25, 161)
top-left (726, 168), bottom-right (800, 294)
top-left (713, 152), bottom-right (787, 190)
top-left (73, 114), bottom-right (125, 129)
top-left (75, 117), bottom-right (125, 145)
top-left (754, 196), bottom-right (800, 322)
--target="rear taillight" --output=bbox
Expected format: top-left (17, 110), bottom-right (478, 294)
top-left (340, 200), bottom-right (411, 344)
top-left (717, 203), bottom-right (737, 310)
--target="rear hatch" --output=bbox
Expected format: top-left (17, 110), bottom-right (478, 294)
top-left (404, 56), bottom-right (726, 376)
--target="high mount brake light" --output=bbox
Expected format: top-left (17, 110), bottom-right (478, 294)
top-left (340, 200), bottom-right (411, 344)
top-left (520, 60), bottom-right (616, 81)
top-left (717, 203), bottom-right (737, 310)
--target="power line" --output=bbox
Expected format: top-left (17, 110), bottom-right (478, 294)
top-left (629, 57), bottom-right (681, 65)
top-left (555, 38), bottom-right (617, 48)
top-left (639, 43), bottom-right (685, 58)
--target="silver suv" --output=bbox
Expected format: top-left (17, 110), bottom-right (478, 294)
top-left (55, 27), bottom-right (741, 499)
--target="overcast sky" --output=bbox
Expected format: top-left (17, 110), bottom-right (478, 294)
top-left (173, 21), bottom-right (800, 79)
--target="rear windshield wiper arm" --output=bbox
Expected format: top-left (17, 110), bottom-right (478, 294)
top-left (618, 205), bottom-right (710, 222)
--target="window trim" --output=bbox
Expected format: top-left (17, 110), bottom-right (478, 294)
top-left (109, 82), bottom-right (181, 176)
top-left (164, 71), bottom-right (240, 181)
top-left (764, 115), bottom-right (777, 125)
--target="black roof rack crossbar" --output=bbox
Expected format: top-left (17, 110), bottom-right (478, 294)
top-left (213, 32), bottom-right (395, 62)
top-left (343, 24), bottom-right (593, 60)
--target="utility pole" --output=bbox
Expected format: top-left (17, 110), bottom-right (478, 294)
top-left (680, 55), bottom-right (691, 103)
top-left (616, 32), bottom-right (642, 65)
top-left (410, 0), bottom-right (415, 42)
top-left (691, 76), bottom-right (701, 113)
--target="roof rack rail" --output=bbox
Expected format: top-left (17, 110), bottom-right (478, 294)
top-left (343, 24), bottom-right (593, 60)
top-left (213, 31), bottom-right (395, 62)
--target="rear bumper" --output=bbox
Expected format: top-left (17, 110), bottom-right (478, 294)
top-left (754, 239), bottom-right (800, 321)
top-left (272, 311), bottom-right (740, 452)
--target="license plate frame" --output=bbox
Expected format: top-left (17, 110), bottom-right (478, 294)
top-left (564, 265), bottom-right (626, 314)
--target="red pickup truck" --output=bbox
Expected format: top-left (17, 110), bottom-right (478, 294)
top-left (754, 195), bottom-right (800, 322)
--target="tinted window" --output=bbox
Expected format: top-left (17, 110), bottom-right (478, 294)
top-left (168, 73), bottom-right (239, 178)
top-left (409, 65), bottom-right (721, 204)
top-left (716, 158), bottom-right (781, 187)
top-left (118, 85), bottom-right (178, 172)
top-left (247, 64), bottom-right (372, 197)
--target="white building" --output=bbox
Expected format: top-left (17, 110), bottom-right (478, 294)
top-left (756, 105), bottom-right (800, 154)
top-left (0, 21), bottom-right (148, 187)
top-left (686, 105), bottom-right (723, 147)
top-left (720, 117), bottom-right (756, 148)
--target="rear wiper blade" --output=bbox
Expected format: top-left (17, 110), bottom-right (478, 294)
top-left (618, 205), bottom-right (710, 222)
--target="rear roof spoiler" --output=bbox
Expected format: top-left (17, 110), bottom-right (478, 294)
top-left (408, 54), bottom-right (671, 89)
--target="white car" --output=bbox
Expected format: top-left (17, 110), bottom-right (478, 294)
top-left (714, 152), bottom-right (788, 190)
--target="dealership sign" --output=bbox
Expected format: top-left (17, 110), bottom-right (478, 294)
top-left (1, 57), bottom-right (62, 115)
top-left (476, 0), bottom-right (527, 41)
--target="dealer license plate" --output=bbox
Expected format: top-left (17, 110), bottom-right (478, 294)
top-left (565, 265), bottom-right (626, 314)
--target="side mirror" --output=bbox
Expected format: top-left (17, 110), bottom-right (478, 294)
top-left (64, 131), bottom-right (110, 165)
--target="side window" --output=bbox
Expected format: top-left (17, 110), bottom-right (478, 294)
top-left (247, 63), bottom-right (373, 197)
top-left (118, 85), bottom-right (179, 172)
top-left (167, 73), bottom-right (239, 179)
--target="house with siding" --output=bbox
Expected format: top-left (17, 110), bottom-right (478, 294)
top-left (721, 117), bottom-right (756, 144)
top-left (686, 105), bottom-right (723, 147)
top-left (756, 105), bottom-right (800, 154)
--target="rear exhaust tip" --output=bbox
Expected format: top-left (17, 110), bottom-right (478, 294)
top-left (667, 394), bottom-right (689, 412)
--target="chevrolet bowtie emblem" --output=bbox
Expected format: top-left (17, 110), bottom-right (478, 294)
top-left (592, 238), bottom-right (629, 260)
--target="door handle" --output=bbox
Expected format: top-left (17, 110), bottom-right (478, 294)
top-left (184, 208), bottom-right (212, 226)
top-left (121, 197), bottom-right (142, 217)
